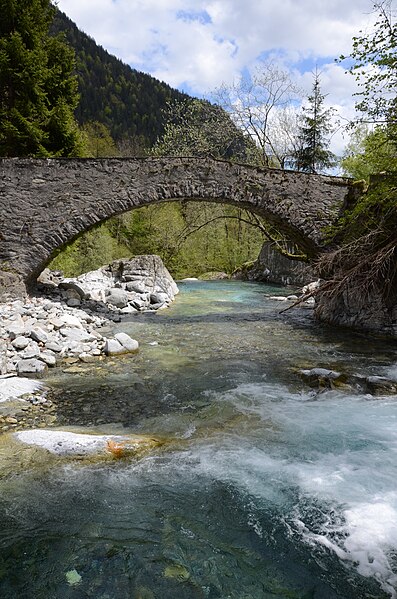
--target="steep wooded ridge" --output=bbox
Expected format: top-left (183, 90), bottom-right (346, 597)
top-left (50, 10), bottom-right (190, 145)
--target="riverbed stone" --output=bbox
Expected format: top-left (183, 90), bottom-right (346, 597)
top-left (105, 288), bottom-right (129, 308)
top-left (129, 297), bottom-right (146, 310)
top-left (45, 340), bottom-right (63, 353)
top-left (104, 339), bottom-right (126, 355)
top-left (59, 314), bottom-right (84, 329)
top-left (59, 327), bottom-right (97, 343)
top-left (365, 376), bottom-right (397, 396)
top-left (30, 327), bottom-right (49, 344)
top-left (78, 352), bottom-right (100, 363)
top-left (120, 306), bottom-right (138, 314)
top-left (66, 298), bottom-right (81, 307)
top-left (11, 336), bottom-right (30, 350)
top-left (38, 352), bottom-right (57, 367)
top-left (17, 359), bottom-right (47, 376)
top-left (19, 341), bottom-right (41, 359)
top-left (114, 332), bottom-right (139, 352)
top-left (6, 318), bottom-right (26, 339)
top-left (300, 368), bottom-right (347, 389)
top-left (150, 292), bottom-right (169, 305)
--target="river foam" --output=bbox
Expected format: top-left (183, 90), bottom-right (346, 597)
top-left (184, 381), bottom-right (397, 596)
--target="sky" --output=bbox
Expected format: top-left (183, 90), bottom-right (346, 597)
top-left (56, 0), bottom-right (380, 156)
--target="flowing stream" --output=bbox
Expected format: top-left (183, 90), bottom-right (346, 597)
top-left (0, 280), bottom-right (397, 598)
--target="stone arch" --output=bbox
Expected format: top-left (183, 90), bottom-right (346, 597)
top-left (0, 157), bottom-right (354, 296)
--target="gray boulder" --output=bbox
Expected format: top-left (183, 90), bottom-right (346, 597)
top-left (30, 327), bottom-right (49, 344)
top-left (59, 327), bottom-right (97, 343)
top-left (126, 281), bottom-right (146, 293)
top-left (114, 332), bottom-right (139, 352)
top-left (38, 352), bottom-right (57, 366)
top-left (17, 359), bottom-right (47, 376)
top-left (104, 339), bottom-right (126, 355)
top-left (150, 292), bottom-right (169, 305)
top-left (45, 340), bottom-right (63, 353)
top-left (105, 288), bottom-right (129, 308)
top-left (12, 336), bottom-right (30, 350)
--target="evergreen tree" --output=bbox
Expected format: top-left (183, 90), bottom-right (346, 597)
top-left (293, 72), bottom-right (336, 173)
top-left (0, 0), bottom-right (84, 157)
top-left (51, 9), bottom-right (190, 147)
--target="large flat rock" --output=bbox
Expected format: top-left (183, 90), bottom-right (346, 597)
top-left (14, 429), bottom-right (162, 457)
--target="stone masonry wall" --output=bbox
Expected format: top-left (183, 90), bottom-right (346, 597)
top-left (0, 157), bottom-right (353, 299)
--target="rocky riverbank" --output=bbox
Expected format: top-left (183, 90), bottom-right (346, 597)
top-left (0, 255), bottom-right (178, 378)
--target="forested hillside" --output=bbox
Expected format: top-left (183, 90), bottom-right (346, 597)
top-left (51, 10), bottom-right (190, 146)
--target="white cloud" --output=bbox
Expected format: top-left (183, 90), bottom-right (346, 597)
top-left (57, 0), bottom-right (380, 153)
top-left (57, 0), bottom-right (377, 89)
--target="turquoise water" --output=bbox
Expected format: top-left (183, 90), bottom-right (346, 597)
top-left (0, 281), bottom-right (397, 598)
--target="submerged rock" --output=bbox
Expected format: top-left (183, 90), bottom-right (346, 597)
top-left (163, 564), bottom-right (190, 582)
top-left (365, 376), bottom-right (397, 396)
top-left (300, 368), bottom-right (397, 396)
top-left (300, 368), bottom-right (347, 389)
top-left (65, 569), bottom-right (82, 587)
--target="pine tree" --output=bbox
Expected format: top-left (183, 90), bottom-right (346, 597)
top-left (293, 72), bottom-right (336, 173)
top-left (0, 0), bottom-right (84, 157)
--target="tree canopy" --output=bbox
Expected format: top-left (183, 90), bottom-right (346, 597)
top-left (151, 98), bottom-right (255, 161)
top-left (51, 9), bottom-right (190, 148)
top-left (320, 2), bottom-right (397, 314)
top-left (341, 1), bottom-right (396, 128)
top-left (0, 0), bottom-right (84, 157)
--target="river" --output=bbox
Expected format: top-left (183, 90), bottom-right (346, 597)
top-left (0, 280), bottom-right (397, 598)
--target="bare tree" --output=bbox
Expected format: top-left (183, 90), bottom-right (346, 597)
top-left (213, 63), bottom-right (302, 168)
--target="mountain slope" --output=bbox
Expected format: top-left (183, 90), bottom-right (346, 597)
top-left (51, 10), bottom-right (191, 146)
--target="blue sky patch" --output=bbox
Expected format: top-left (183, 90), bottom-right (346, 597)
top-left (176, 10), bottom-right (212, 24)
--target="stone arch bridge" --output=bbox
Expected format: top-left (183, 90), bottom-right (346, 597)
top-left (0, 157), bottom-right (356, 298)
